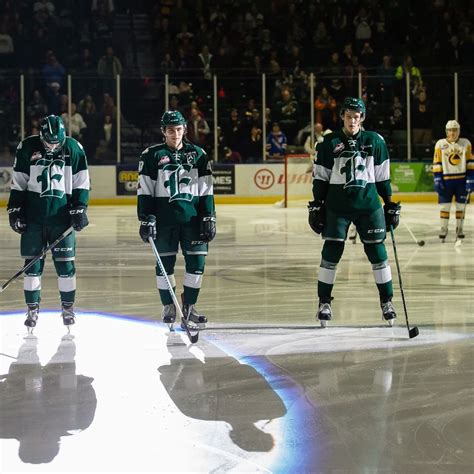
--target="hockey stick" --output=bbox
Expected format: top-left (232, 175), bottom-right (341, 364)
top-left (402, 221), bottom-right (425, 246)
top-left (454, 191), bottom-right (470, 247)
top-left (389, 226), bottom-right (419, 339)
top-left (148, 237), bottom-right (199, 343)
top-left (0, 226), bottom-right (74, 295)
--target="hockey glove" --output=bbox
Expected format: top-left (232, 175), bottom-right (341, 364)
top-left (139, 215), bottom-right (157, 243)
top-left (199, 213), bottom-right (216, 242)
top-left (434, 176), bottom-right (445, 193)
top-left (384, 201), bottom-right (401, 231)
top-left (465, 178), bottom-right (474, 193)
top-left (7, 206), bottom-right (27, 234)
top-left (308, 200), bottom-right (325, 234)
top-left (69, 205), bottom-right (89, 231)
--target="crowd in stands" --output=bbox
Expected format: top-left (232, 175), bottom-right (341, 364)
top-left (0, 0), bottom-right (473, 165)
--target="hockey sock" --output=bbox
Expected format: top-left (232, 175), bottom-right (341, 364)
top-left (183, 255), bottom-right (205, 305)
top-left (24, 258), bottom-right (44, 305)
top-left (156, 255), bottom-right (176, 305)
top-left (318, 241), bottom-right (344, 299)
top-left (455, 202), bottom-right (465, 233)
top-left (440, 203), bottom-right (450, 234)
top-left (364, 243), bottom-right (393, 301)
top-left (55, 261), bottom-right (76, 305)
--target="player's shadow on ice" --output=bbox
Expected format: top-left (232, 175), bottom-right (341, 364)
top-left (158, 334), bottom-right (286, 452)
top-left (0, 335), bottom-right (97, 464)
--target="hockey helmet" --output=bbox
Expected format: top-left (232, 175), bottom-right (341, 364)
top-left (340, 97), bottom-right (366, 119)
top-left (40, 115), bottom-right (66, 152)
top-left (161, 110), bottom-right (187, 129)
top-left (445, 120), bottom-right (460, 130)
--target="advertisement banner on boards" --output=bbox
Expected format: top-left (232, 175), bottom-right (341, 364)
top-left (116, 164), bottom-right (138, 196)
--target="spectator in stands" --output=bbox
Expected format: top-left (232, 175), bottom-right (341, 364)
top-left (222, 107), bottom-right (244, 153)
top-left (61, 102), bottom-right (87, 140)
top-left (159, 52), bottom-right (176, 73)
top-left (389, 96), bottom-right (405, 130)
top-left (266, 122), bottom-right (287, 160)
top-left (274, 87), bottom-right (300, 144)
top-left (34, 0), bottom-right (55, 16)
top-left (395, 55), bottom-right (422, 95)
top-left (26, 89), bottom-right (48, 119)
top-left (303, 123), bottom-right (331, 156)
top-left (353, 6), bottom-right (372, 52)
top-left (411, 89), bottom-right (433, 146)
top-left (314, 86), bottom-right (337, 130)
top-left (0, 26), bottom-right (14, 67)
top-left (97, 45), bottom-right (122, 94)
top-left (43, 81), bottom-right (61, 115)
top-left (222, 146), bottom-right (242, 163)
top-left (41, 52), bottom-right (66, 88)
top-left (187, 106), bottom-right (210, 147)
top-left (196, 45), bottom-right (213, 81)
top-left (95, 113), bottom-right (116, 163)
top-left (241, 125), bottom-right (263, 162)
top-left (100, 92), bottom-right (117, 119)
top-left (375, 54), bottom-right (396, 102)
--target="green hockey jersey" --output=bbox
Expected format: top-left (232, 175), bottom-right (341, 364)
top-left (8, 135), bottom-right (90, 225)
top-left (312, 129), bottom-right (392, 214)
top-left (137, 141), bottom-right (215, 225)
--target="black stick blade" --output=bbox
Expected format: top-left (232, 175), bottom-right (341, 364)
top-left (409, 327), bottom-right (419, 339)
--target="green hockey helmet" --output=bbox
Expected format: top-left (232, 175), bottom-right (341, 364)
top-left (340, 97), bottom-right (366, 119)
top-left (40, 115), bottom-right (66, 152)
top-left (161, 110), bottom-right (187, 129)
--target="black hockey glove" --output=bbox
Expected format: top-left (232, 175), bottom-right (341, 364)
top-left (139, 215), bottom-right (157, 243)
top-left (384, 201), bottom-right (401, 231)
top-left (199, 213), bottom-right (216, 242)
top-left (7, 206), bottom-right (27, 234)
top-left (69, 205), bottom-right (89, 231)
top-left (308, 200), bottom-right (325, 234)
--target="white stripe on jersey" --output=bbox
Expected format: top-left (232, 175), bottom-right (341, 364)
top-left (72, 169), bottom-right (90, 190)
top-left (138, 174), bottom-right (156, 197)
top-left (198, 175), bottom-right (213, 196)
top-left (374, 159), bottom-right (390, 182)
top-left (11, 171), bottom-right (29, 191)
top-left (314, 164), bottom-right (331, 182)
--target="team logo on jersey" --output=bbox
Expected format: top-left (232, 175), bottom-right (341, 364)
top-left (31, 151), bottom-right (42, 161)
top-left (333, 143), bottom-right (345, 153)
top-left (163, 163), bottom-right (193, 202)
top-left (158, 156), bottom-right (170, 165)
top-left (36, 157), bottom-right (66, 198)
top-left (339, 151), bottom-right (369, 189)
top-left (184, 151), bottom-right (197, 164)
top-left (448, 152), bottom-right (461, 166)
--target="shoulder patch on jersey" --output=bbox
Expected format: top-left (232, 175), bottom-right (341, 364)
top-left (158, 156), bottom-right (170, 165)
top-left (440, 143), bottom-right (449, 150)
top-left (333, 142), bottom-right (345, 153)
top-left (31, 151), bottom-right (42, 161)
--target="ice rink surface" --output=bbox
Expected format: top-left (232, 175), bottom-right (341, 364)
top-left (1, 202), bottom-right (473, 473)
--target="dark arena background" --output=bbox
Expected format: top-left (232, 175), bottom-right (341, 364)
top-left (0, 1), bottom-right (473, 472)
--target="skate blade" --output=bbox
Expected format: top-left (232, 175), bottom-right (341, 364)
top-left (387, 319), bottom-right (394, 327)
top-left (320, 319), bottom-right (328, 328)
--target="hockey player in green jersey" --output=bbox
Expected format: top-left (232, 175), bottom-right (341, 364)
top-left (7, 115), bottom-right (90, 331)
top-left (308, 97), bottom-right (401, 327)
top-left (137, 110), bottom-right (216, 330)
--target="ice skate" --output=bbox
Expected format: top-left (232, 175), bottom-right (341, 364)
top-left (181, 304), bottom-right (207, 330)
top-left (316, 300), bottom-right (332, 328)
top-left (61, 304), bottom-right (76, 332)
top-left (24, 304), bottom-right (39, 334)
top-left (381, 300), bottom-right (396, 327)
top-left (162, 304), bottom-right (176, 330)
top-left (439, 227), bottom-right (448, 242)
top-left (455, 226), bottom-right (465, 240)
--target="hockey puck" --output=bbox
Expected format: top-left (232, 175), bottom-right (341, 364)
top-left (418, 240), bottom-right (425, 246)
